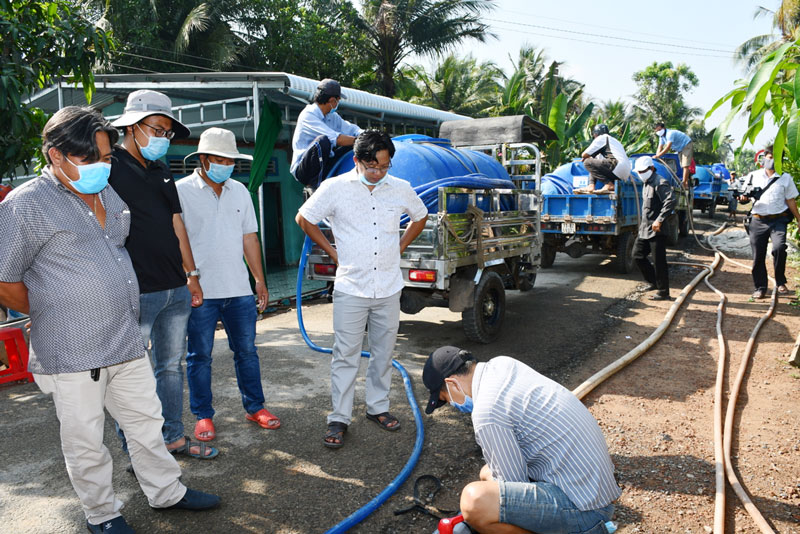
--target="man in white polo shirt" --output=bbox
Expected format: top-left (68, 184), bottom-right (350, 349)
top-left (739, 145), bottom-right (800, 299)
top-left (176, 128), bottom-right (280, 443)
top-left (423, 346), bottom-right (621, 534)
top-left (296, 130), bottom-right (427, 448)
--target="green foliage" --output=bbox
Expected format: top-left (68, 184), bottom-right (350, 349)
top-left (687, 121), bottom-right (733, 165)
top-left (347, 0), bottom-right (496, 97)
top-left (632, 61), bottom-right (699, 131)
top-left (707, 39), bottom-right (800, 174)
top-left (733, 148), bottom-right (759, 174)
top-left (0, 0), bottom-right (114, 177)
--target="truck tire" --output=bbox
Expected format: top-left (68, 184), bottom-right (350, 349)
top-left (541, 243), bottom-right (556, 268)
top-left (615, 231), bottom-right (637, 274)
top-left (665, 216), bottom-right (679, 246)
top-left (678, 211), bottom-right (689, 237)
top-left (462, 271), bottom-right (505, 343)
top-left (518, 271), bottom-right (536, 292)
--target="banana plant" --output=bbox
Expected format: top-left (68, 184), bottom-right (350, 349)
top-left (707, 38), bottom-right (800, 173)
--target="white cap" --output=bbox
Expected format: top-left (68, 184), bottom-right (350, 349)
top-left (111, 90), bottom-right (190, 138)
top-left (634, 155), bottom-right (654, 172)
top-left (184, 128), bottom-right (253, 161)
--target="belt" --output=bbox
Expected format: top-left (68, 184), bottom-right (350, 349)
top-left (752, 211), bottom-right (789, 219)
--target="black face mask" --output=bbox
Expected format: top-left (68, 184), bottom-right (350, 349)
top-left (764, 158), bottom-right (775, 171)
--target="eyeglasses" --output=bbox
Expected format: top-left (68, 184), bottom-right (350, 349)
top-left (140, 122), bottom-right (176, 139)
top-left (362, 162), bottom-right (392, 174)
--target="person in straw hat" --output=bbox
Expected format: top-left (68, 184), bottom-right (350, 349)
top-left (177, 128), bottom-right (280, 441)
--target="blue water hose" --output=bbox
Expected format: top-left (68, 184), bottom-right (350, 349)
top-left (295, 236), bottom-right (425, 534)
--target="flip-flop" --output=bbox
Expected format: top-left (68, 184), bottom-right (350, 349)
top-left (366, 411), bottom-right (401, 431)
top-left (246, 408), bottom-right (281, 429)
top-left (323, 421), bottom-right (347, 449)
top-left (168, 436), bottom-right (218, 460)
top-left (194, 418), bottom-right (216, 441)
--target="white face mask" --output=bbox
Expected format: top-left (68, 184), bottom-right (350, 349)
top-left (639, 169), bottom-right (654, 180)
top-left (656, 129), bottom-right (666, 137)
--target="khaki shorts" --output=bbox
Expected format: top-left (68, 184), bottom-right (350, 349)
top-left (679, 141), bottom-right (694, 168)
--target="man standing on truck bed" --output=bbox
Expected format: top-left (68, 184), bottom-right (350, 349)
top-left (295, 130), bottom-right (427, 448)
top-left (575, 124), bottom-right (631, 194)
top-left (633, 156), bottom-right (676, 301)
top-left (653, 122), bottom-right (693, 188)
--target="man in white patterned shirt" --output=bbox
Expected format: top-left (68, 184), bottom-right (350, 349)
top-left (423, 346), bottom-right (621, 534)
top-left (296, 130), bottom-right (427, 448)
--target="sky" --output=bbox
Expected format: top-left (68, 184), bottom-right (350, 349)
top-left (438, 0), bottom-right (780, 149)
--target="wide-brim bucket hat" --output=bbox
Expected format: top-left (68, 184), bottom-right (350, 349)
top-left (111, 90), bottom-right (190, 138)
top-left (184, 128), bottom-right (253, 161)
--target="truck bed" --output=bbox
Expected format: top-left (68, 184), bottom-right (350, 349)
top-left (540, 180), bottom-right (643, 236)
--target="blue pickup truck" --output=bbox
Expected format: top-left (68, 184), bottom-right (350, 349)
top-left (693, 165), bottom-right (723, 218)
top-left (538, 153), bottom-right (691, 272)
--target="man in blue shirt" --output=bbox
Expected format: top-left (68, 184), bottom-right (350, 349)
top-left (290, 79), bottom-right (363, 188)
top-left (653, 122), bottom-right (693, 188)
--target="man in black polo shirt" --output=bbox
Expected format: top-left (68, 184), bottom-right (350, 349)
top-left (110, 90), bottom-right (217, 460)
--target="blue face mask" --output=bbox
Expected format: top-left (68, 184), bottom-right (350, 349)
top-left (136, 124), bottom-right (170, 161)
top-left (205, 161), bottom-right (234, 183)
top-left (359, 172), bottom-right (388, 187)
top-left (330, 100), bottom-right (339, 114)
top-left (446, 381), bottom-right (474, 414)
top-left (62, 156), bottom-right (111, 194)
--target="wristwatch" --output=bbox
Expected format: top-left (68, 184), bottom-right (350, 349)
top-left (186, 269), bottom-right (200, 279)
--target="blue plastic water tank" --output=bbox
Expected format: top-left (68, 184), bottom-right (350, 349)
top-left (327, 134), bottom-right (510, 187)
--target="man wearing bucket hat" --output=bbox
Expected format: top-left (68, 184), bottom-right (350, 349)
top-left (632, 155), bottom-right (675, 301)
top-left (290, 78), bottom-right (363, 188)
top-left (423, 346), bottom-right (621, 534)
top-left (109, 90), bottom-right (213, 460)
top-left (176, 128), bottom-right (280, 440)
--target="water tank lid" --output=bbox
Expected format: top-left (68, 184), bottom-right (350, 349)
top-left (439, 115), bottom-right (558, 147)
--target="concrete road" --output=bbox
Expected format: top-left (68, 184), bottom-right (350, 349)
top-left (0, 249), bottom-right (672, 534)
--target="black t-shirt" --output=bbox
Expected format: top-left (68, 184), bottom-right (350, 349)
top-left (109, 146), bottom-right (186, 293)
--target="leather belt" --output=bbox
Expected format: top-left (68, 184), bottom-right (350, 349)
top-left (752, 211), bottom-right (789, 219)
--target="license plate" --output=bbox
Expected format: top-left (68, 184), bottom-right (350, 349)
top-left (561, 222), bottom-right (576, 234)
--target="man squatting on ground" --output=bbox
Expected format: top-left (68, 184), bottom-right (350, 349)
top-left (109, 90), bottom-right (218, 460)
top-left (0, 107), bottom-right (219, 534)
top-left (423, 346), bottom-right (621, 534)
top-left (177, 127), bottom-right (281, 440)
top-left (575, 124), bottom-right (631, 194)
top-left (295, 130), bottom-right (428, 448)
top-left (632, 156), bottom-right (676, 302)
top-left (739, 145), bottom-right (800, 299)
top-left (290, 78), bottom-right (363, 188)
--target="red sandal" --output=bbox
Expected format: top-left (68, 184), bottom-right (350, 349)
top-left (194, 418), bottom-right (216, 442)
top-left (246, 408), bottom-right (281, 429)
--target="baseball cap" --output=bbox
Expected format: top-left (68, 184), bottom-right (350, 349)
top-left (422, 346), bottom-right (475, 414)
top-left (111, 90), bottom-right (190, 138)
top-left (317, 78), bottom-right (346, 99)
top-left (184, 127), bottom-right (253, 162)
top-left (634, 155), bottom-right (654, 172)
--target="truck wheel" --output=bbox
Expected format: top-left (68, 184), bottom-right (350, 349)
top-left (462, 271), bottom-right (505, 344)
top-left (541, 243), bottom-right (556, 268)
top-left (707, 202), bottom-right (716, 219)
top-left (678, 211), bottom-right (689, 237)
top-left (615, 231), bottom-right (637, 274)
top-left (517, 271), bottom-right (536, 292)
top-left (665, 216), bottom-right (679, 246)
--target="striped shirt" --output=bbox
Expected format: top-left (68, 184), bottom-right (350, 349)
top-left (472, 357), bottom-right (621, 511)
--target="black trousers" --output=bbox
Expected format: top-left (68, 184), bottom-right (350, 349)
top-left (748, 215), bottom-right (789, 289)
top-left (583, 157), bottom-right (618, 188)
top-left (293, 135), bottom-right (350, 188)
top-left (633, 235), bottom-right (669, 296)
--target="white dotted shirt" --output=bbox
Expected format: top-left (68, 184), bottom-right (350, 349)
top-left (298, 171), bottom-right (427, 298)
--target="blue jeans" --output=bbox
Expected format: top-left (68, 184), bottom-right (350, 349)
top-left (499, 481), bottom-right (614, 534)
top-left (117, 286), bottom-right (192, 450)
top-left (186, 295), bottom-right (265, 420)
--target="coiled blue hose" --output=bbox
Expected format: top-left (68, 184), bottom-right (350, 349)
top-left (295, 236), bottom-right (425, 534)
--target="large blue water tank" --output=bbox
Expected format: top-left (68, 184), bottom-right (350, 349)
top-left (328, 134), bottom-right (511, 186)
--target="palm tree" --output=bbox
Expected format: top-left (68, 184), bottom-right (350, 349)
top-left (347, 0), bottom-right (496, 97)
top-left (736, 1), bottom-right (800, 72)
top-left (406, 54), bottom-right (501, 116)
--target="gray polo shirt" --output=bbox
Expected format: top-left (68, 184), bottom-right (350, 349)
top-left (0, 169), bottom-right (144, 374)
top-left (471, 356), bottom-right (621, 511)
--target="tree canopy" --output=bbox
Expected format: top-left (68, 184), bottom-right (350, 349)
top-left (632, 61), bottom-right (699, 132)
